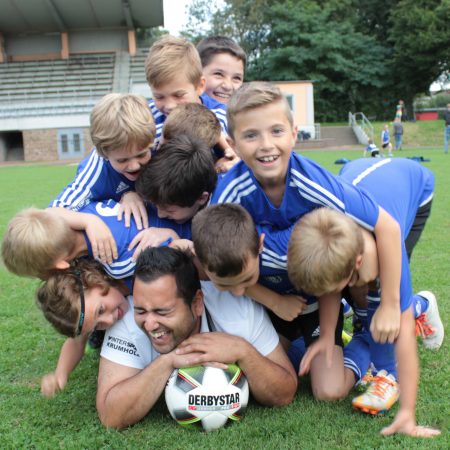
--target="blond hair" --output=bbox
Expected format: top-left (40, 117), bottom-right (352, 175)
top-left (287, 208), bottom-right (364, 296)
top-left (1, 208), bottom-right (73, 279)
top-left (227, 82), bottom-right (293, 138)
top-left (162, 103), bottom-right (221, 147)
top-left (90, 93), bottom-right (155, 158)
top-left (145, 35), bottom-right (203, 88)
top-left (36, 259), bottom-right (122, 337)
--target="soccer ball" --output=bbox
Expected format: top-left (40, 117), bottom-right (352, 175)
top-left (165, 364), bottom-right (249, 432)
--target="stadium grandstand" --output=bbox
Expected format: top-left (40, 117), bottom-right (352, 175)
top-left (0, 0), bottom-right (163, 162)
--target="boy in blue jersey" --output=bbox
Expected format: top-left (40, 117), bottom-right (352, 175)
top-left (211, 82), bottom-right (404, 349)
top-left (381, 124), bottom-right (393, 156)
top-left (197, 36), bottom-right (246, 105)
top-left (2, 199), bottom-right (190, 281)
top-left (288, 158), bottom-right (442, 437)
top-left (51, 93), bottom-right (156, 231)
top-left (134, 134), bottom-right (217, 252)
top-left (144, 35), bottom-right (238, 170)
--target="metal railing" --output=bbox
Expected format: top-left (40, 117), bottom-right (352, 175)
top-left (348, 111), bottom-right (373, 144)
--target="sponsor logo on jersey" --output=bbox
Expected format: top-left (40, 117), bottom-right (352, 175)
top-left (106, 335), bottom-right (140, 356)
top-left (311, 326), bottom-right (320, 338)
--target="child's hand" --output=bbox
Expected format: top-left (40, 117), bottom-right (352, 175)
top-left (85, 215), bottom-right (118, 264)
top-left (215, 148), bottom-right (240, 173)
top-left (128, 227), bottom-right (179, 260)
top-left (169, 239), bottom-right (195, 253)
top-left (299, 334), bottom-right (335, 376)
top-left (370, 303), bottom-right (400, 343)
top-left (272, 294), bottom-right (307, 321)
top-left (118, 191), bottom-right (149, 230)
top-left (381, 409), bottom-right (441, 437)
top-left (41, 372), bottom-right (67, 398)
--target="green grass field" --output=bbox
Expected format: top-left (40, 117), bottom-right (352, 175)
top-left (0, 149), bottom-right (448, 449)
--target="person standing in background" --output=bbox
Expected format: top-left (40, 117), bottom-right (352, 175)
top-left (393, 118), bottom-right (404, 151)
top-left (444, 103), bottom-right (450, 154)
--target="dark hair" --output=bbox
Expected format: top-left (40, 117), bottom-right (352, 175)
top-left (134, 247), bottom-right (200, 305)
top-left (136, 134), bottom-right (217, 207)
top-left (192, 204), bottom-right (260, 277)
top-left (197, 36), bottom-right (247, 68)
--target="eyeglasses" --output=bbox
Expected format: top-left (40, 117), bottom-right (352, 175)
top-left (73, 270), bottom-right (85, 336)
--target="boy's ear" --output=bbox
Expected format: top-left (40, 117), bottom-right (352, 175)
top-left (197, 191), bottom-right (210, 206)
top-left (291, 125), bottom-right (298, 143)
top-left (259, 233), bottom-right (265, 253)
top-left (54, 260), bottom-right (70, 270)
top-left (191, 289), bottom-right (204, 318)
top-left (196, 76), bottom-right (206, 96)
top-left (355, 254), bottom-right (364, 270)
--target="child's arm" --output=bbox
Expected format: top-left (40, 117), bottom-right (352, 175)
top-left (245, 284), bottom-right (307, 321)
top-left (215, 133), bottom-right (240, 173)
top-left (299, 292), bottom-right (341, 375)
top-left (128, 228), bottom-right (180, 260)
top-left (371, 207), bottom-right (402, 343)
top-left (381, 308), bottom-right (440, 437)
top-left (41, 334), bottom-right (89, 398)
top-left (46, 207), bottom-right (117, 264)
top-left (117, 191), bottom-right (149, 230)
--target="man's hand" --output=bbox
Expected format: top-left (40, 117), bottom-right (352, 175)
top-left (381, 409), bottom-right (441, 437)
top-left (118, 191), bottom-right (149, 230)
top-left (299, 334), bottom-right (335, 376)
top-left (84, 215), bottom-right (118, 264)
top-left (128, 228), bottom-right (179, 260)
top-left (272, 294), bottom-right (307, 321)
top-left (41, 371), bottom-right (67, 398)
top-left (175, 332), bottom-right (246, 366)
top-left (370, 303), bottom-right (401, 343)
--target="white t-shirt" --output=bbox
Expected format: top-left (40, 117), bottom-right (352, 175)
top-left (101, 282), bottom-right (279, 369)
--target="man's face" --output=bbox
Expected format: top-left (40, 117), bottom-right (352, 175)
top-left (230, 101), bottom-right (297, 189)
top-left (133, 275), bottom-right (202, 354)
top-left (202, 53), bottom-right (244, 104)
top-left (205, 252), bottom-right (260, 297)
top-left (108, 145), bottom-right (151, 181)
top-left (151, 75), bottom-right (205, 116)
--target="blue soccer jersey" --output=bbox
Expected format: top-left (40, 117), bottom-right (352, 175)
top-left (211, 152), bottom-right (380, 231)
top-left (339, 157), bottom-right (435, 311)
top-left (80, 200), bottom-right (192, 280)
top-left (50, 148), bottom-right (134, 210)
top-left (148, 93), bottom-right (228, 144)
top-left (258, 225), bottom-right (317, 312)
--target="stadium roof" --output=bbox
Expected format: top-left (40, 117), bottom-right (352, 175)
top-left (0, 0), bottom-right (164, 33)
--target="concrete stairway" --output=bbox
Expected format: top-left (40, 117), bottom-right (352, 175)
top-left (320, 126), bottom-right (359, 146)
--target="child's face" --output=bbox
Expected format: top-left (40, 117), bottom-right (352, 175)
top-left (108, 146), bottom-right (151, 181)
top-left (151, 75), bottom-right (205, 116)
top-left (230, 101), bottom-right (297, 188)
top-left (202, 53), bottom-right (244, 104)
top-left (205, 252), bottom-right (260, 297)
top-left (83, 286), bottom-right (129, 333)
top-left (155, 203), bottom-right (201, 224)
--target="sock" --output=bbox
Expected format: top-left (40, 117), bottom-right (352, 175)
top-left (343, 330), bottom-right (371, 383)
top-left (367, 296), bottom-right (398, 379)
top-left (413, 293), bottom-right (429, 318)
top-left (288, 337), bottom-right (306, 372)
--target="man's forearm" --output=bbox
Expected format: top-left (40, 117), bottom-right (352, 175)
top-left (238, 343), bottom-right (297, 406)
top-left (97, 354), bottom-right (174, 429)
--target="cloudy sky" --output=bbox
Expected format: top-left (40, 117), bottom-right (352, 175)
top-left (163, 0), bottom-right (192, 36)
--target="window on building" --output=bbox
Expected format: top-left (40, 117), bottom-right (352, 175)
top-left (60, 135), bottom-right (68, 153)
top-left (285, 94), bottom-right (295, 112)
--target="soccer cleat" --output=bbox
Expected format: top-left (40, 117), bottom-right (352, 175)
top-left (415, 291), bottom-right (444, 350)
top-left (342, 330), bottom-right (352, 346)
top-left (352, 370), bottom-right (399, 416)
